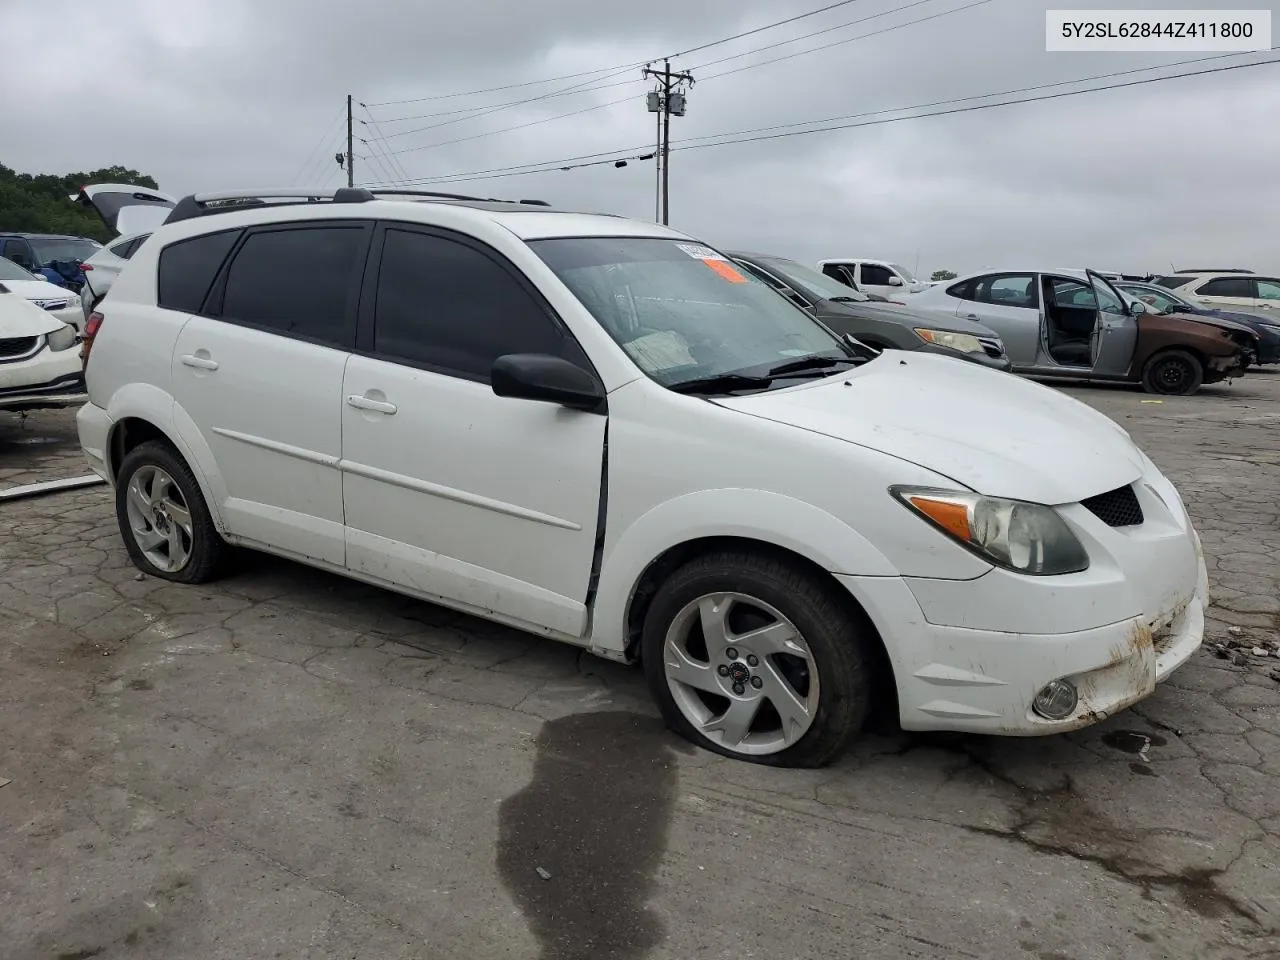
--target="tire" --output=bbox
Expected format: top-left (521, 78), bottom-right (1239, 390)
top-left (641, 550), bottom-right (873, 767)
top-left (1141, 348), bottom-right (1204, 396)
top-left (115, 440), bottom-right (228, 583)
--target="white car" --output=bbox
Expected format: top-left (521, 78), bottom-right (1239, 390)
top-left (0, 256), bottom-right (84, 332)
top-left (0, 283), bottom-right (85, 412)
top-left (77, 187), bottom-right (1206, 766)
top-left (1154, 270), bottom-right (1280, 319)
top-left (80, 231), bottom-right (153, 325)
top-left (816, 258), bottom-right (931, 298)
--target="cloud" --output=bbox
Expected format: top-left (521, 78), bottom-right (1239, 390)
top-left (4, 0), bottom-right (1277, 275)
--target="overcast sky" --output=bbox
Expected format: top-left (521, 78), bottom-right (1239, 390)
top-left (3, 0), bottom-right (1277, 276)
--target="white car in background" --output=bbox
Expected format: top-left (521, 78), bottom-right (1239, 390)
top-left (816, 258), bottom-right (931, 298)
top-left (0, 282), bottom-right (84, 412)
top-left (80, 231), bottom-right (154, 325)
top-left (1153, 270), bottom-right (1280, 319)
top-left (0, 257), bottom-right (84, 333)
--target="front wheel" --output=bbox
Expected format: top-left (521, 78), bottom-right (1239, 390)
top-left (115, 440), bottom-right (228, 583)
top-left (1141, 348), bottom-right (1204, 396)
top-left (641, 551), bottom-right (873, 767)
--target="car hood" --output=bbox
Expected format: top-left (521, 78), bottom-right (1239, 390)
top-left (0, 277), bottom-right (76, 303)
top-left (0, 289), bottom-right (65, 336)
top-left (713, 351), bottom-right (1143, 504)
top-left (1165, 311), bottom-right (1260, 338)
top-left (818, 299), bottom-right (1000, 338)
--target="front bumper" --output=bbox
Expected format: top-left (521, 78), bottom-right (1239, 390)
top-left (838, 471), bottom-right (1207, 735)
top-left (0, 345), bottom-right (86, 411)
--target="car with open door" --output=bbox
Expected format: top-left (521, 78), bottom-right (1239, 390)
top-left (727, 251), bottom-right (1011, 371)
top-left (907, 268), bottom-right (1257, 395)
top-left (815, 258), bottom-right (929, 298)
top-left (70, 184), bottom-right (177, 321)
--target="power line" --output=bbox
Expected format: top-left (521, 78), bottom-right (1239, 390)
top-left (379, 0), bottom-right (984, 162)
top-left (291, 109), bottom-right (346, 185)
top-left (364, 0), bottom-right (871, 108)
top-left (364, 52), bottom-right (1278, 186)
top-left (700, 0), bottom-right (993, 80)
top-left (370, 76), bottom-right (642, 125)
top-left (360, 105), bottom-right (414, 183)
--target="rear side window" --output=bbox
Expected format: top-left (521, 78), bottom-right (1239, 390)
top-left (219, 226), bottom-right (366, 348)
top-left (372, 228), bottom-right (565, 380)
top-left (157, 230), bottom-right (240, 313)
top-left (1152, 275), bottom-right (1197, 290)
top-left (1197, 276), bottom-right (1254, 298)
top-left (109, 238), bottom-right (135, 258)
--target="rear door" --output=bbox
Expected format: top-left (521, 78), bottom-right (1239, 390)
top-left (1251, 277), bottom-right (1280, 316)
top-left (170, 220), bottom-right (372, 565)
top-left (73, 184), bottom-right (176, 237)
top-left (951, 273), bottom-right (1040, 364)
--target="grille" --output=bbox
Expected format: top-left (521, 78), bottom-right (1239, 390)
top-left (34, 299), bottom-right (70, 311)
top-left (979, 337), bottom-right (1004, 359)
top-left (1082, 484), bottom-right (1144, 527)
top-left (0, 336), bottom-right (41, 360)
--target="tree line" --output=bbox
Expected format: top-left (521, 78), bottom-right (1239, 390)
top-left (0, 163), bottom-right (158, 242)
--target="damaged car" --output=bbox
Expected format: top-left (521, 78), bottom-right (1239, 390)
top-left (0, 282), bottom-right (85, 413)
top-left (908, 268), bottom-right (1256, 395)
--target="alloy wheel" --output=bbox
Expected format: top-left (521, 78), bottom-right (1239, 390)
top-left (123, 464), bottom-right (194, 573)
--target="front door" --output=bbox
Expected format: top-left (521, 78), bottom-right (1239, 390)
top-left (340, 223), bottom-right (606, 639)
top-left (170, 221), bottom-right (372, 565)
top-left (1087, 271), bottom-right (1139, 375)
top-left (857, 262), bottom-right (897, 298)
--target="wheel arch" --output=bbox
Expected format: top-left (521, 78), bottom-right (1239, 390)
top-left (104, 389), bottom-right (227, 532)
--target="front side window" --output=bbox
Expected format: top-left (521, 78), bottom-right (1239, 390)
top-left (1254, 278), bottom-right (1280, 300)
top-left (1196, 276), bottom-right (1253, 298)
top-left (373, 228), bottom-right (566, 379)
top-left (531, 237), bottom-right (847, 388)
top-left (860, 263), bottom-right (893, 286)
top-left (219, 226), bottom-right (365, 347)
top-left (760, 257), bottom-right (870, 302)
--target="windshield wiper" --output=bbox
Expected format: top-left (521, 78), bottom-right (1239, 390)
top-left (766, 354), bottom-right (860, 377)
top-left (667, 373), bottom-right (773, 395)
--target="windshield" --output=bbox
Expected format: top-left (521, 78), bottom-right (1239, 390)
top-left (1118, 284), bottom-right (1187, 313)
top-left (759, 257), bottom-right (870, 302)
top-left (0, 258), bottom-right (39, 282)
top-left (890, 263), bottom-right (917, 283)
top-left (28, 238), bottom-right (101, 264)
top-left (531, 237), bottom-right (848, 387)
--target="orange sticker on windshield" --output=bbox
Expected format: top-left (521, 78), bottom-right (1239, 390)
top-left (704, 258), bottom-right (747, 283)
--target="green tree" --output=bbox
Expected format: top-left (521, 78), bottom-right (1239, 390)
top-left (0, 163), bottom-right (159, 243)
top-left (931, 269), bottom-right (957, 282)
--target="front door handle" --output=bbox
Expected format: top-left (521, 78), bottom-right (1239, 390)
top-left (181, 354), bottom-right (219, 371)
top-left (347, 394), bottom-right (398, 415)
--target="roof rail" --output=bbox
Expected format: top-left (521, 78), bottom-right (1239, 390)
top-left (1173, 267), bottom-right (1254, 274)
top-left (163, 186), bottom-right (552, 225)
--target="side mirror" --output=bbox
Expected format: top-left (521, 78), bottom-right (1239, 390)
top-left (887, 275), bottom-right (904, 286)
top-left (1128, 299), bottom-right (1148, 315)
top-left (491, 353), bottom-right (605, 412)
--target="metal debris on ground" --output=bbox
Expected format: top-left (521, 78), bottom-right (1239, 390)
top-left (535, 867), bottom-right (551, 881)
top-left (0, 474), bottom-right (106, 503)
top-left (1252, 647), bottom-right (1270, 657)
top-left (0, 777), bottom-right (10, 789)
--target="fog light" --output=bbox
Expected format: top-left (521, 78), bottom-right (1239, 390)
top-left (1032, 679), bottom-right (1078, 721)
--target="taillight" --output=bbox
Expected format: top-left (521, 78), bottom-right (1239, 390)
top-left (81, 263), bottom-right (94, 271)
top-left (81, 311), bottom-right (104, 371)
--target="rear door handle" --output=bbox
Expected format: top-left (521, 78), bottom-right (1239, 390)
top-left (180, 354), bottom-right (219, 370)
top-left (347, 394), bottom-right (398, 415)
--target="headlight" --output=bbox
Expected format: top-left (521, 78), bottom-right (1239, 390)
top-left (46, 322), bottom-right (78, 352)
top-left (891, 486), bottom-right (1090, 576)
top-left (913, 329), bottom-right (984, 354)
top-left (65, 294), bottom-right (81, 309)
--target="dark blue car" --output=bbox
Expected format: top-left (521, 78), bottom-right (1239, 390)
top-left (1116, 280), bottom-right (1280, 366)
top-left (0, 233), bottom-right (103, 293)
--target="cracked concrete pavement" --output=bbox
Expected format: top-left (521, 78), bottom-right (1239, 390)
top-left (2, 374), bottom-right (1279, 960)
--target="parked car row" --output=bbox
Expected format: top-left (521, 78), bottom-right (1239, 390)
top-left (68, 184), bottom-right (1208, 767)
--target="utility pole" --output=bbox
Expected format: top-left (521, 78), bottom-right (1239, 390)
top-left (346, 94), bottom-right (355, 188)
top-left (643, 59), bottom-right (693, 226)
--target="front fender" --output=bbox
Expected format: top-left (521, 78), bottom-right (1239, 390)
top-left (588, 488), bottom-right (897, 658)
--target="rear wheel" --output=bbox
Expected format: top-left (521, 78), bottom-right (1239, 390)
top-left (1141, 349), bottom-right (1204, 396)
top-left (641, 551), bottom-right (872, 767)
top-left (115, 440), bottom-right (228, 583)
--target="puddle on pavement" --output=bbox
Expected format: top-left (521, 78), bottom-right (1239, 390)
top-left (497, 711), bottom-right (678, 960)
top-left (5, 435), bottom-right (63, 446)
